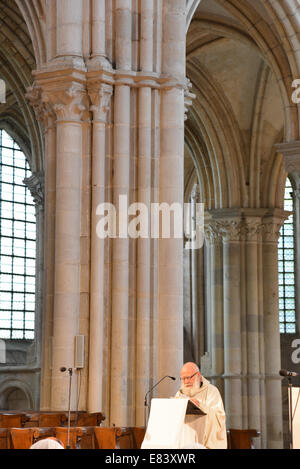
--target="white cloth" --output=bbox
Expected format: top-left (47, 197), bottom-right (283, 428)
top-left (30, 438), bottom-right (64, 449)
top-left (174, 377), bottom-right (227, 449)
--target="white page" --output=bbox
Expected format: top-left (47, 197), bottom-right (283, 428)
top-left (141, 398), bottom-right (188, 449)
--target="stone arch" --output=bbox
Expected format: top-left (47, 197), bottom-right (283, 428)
top-left (0, 1), bottom-right (44, 173)
top-left (186, 0), bottom-right (300, 142)
top-left (0, 379), bottom-right (34, 411)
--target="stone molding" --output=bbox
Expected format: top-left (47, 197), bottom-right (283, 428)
top-left (28, 67), bottom-right (190, 127)
top-left (184, 78), bottom-right (196, 121)
top-left (88, 82), bottom-right (113, 123)
top-left (275, 141), bottom-right (300, 173)
top-left (26, 84), bottom-right (55, 131)
top-left (23, 171), bottom-right (45, 208)
top-left (204, 209), bottom-right (290, 244)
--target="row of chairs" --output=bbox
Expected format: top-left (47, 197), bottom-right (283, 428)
top-left (0, 412), bottom-right (105, 429)
top-left (0, 426), bottom-right (146, 450)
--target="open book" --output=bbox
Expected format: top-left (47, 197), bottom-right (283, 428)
top-left (186, 399), bottom-right (207, 416)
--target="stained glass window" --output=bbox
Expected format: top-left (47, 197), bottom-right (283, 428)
top-left (0, 129), bottom-right (36, 340)
top-left (278, 177), bottom-right (296, 333)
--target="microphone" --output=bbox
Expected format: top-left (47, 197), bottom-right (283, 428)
top-left (279, 369), bottom-right (299, 377)
top-left (144, 376), bottom-right (176, 408)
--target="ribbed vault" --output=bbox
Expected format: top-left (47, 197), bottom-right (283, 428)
top-left (185, 0), bottom-right (300, 210)
top-left (0, 0), bottom-right (44, 172)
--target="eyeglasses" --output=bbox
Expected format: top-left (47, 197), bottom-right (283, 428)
top-left (180, 371), bottom-right (199, 382)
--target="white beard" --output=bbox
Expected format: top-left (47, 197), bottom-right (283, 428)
top-left (181, 376), bottom-right (201, 397)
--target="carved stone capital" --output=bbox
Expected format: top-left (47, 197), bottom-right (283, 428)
top-left (42, 84), bottom-right (88, 122)
top-left (242, 218), bottom-right (263, 242)
top-left (88, 82), bottom-right (113, 123)
top-left (204, 221), bottom-right (223, 245)
top-left (23, 172), bottom-right (44, 208)
top-left (261, 210), bottom-right (290, 244)
top-left (261, 220), bottom-right (283, 244)
top-left (26, 84), bottom-right (55, 131)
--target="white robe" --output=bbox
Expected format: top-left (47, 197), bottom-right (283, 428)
top-left (174, 377), bottom-right (227, 449)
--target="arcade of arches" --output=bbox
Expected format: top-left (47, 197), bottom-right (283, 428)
top-left (0, 0), bottom-right (300, 449)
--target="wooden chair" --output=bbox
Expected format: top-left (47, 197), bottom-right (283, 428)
top-left (38, 413), bottom-right (67, 427)
top-left (55, 427), bottom-right (86, 449)
top-left (93, 427), bottom-right (122, 449)
top-left (227, 429), bottom-right (260, 449)
top-left (118, 427), bottom-right (146, 449)
top-left (76, 412), bottom-right (105, 427)
top-left (10, 428), bottom-right (40, 449)
top-left (0, 413), bottom-right (27, 428)
top-left (0, 429), bottom-right (10, 449)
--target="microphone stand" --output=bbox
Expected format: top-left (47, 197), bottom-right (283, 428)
top-left (288, 376), bottom-right (293, 450)
top-left (66, 368), bottom-right (73, 450)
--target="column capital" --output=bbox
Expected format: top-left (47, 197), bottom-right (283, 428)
top-left (261, 209), bottom-right (291, 244)
top-left (23, 171), bottom-right (45, 209)
top-left (26, 84), bottom-right (56, 132)
top-left (88, 82), bottom-right (113, 123)
top-left (32, 69), bottom-right (89, 123)
top-left (275, 141), bottom-right (300, 173)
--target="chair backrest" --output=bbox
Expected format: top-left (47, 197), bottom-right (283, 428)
top-left (93, 427), bottom-right (122, 449)
top-left (228, 429), bottom-right (260, 449)
top-left (0, 429), bottom-right (10, 449)
top-left (0, 413), bottom-right (27, 428)
top-left (10, 428), bottom-right (40, 449)
top-left (55, 427), bottom-right (85, 449)
top-left (76, 412), bottom-right (105, 427)
top-left (118, 427), bottom-right (146, 449)
top-left (38, 413), bottom-right (67, 427)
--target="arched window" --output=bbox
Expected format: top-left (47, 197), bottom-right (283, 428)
top-left (278, 177), bottom-right (296, 333)
top-left (0, 130), bottom-right (36, 340)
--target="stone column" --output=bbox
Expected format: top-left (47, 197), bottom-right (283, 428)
top-left (87, 82), bottom-right (113, 413)
top-left (219, 217), bottom-right (243, 429)
top-left (39, 82), bottom-right (87, 411)
top-left (56, 0), bottom-right (84, 62)
top-left (89, 0), bottom-right (111, 70)
top-left (157, 0), bottom-right (186, 397)
top-left (244, 215), bottom-right (264, 447)
top-left (110, 0), bottom-right (132, 423)
top-left (25, 85), bottom-right (56, 409)
top-left (204, 218), bottom-right (224, 394)
top-left (261, 211), bottom-right (288, 448)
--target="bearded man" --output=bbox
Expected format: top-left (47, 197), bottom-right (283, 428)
top-left (174, 362), bottom-right (227, 449)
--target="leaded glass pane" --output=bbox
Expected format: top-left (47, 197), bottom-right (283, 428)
top-left (279, 178), bottom-right (296, 333)
top-left (0, 129), bottom-right (36, 339)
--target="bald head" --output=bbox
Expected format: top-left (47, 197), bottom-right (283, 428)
top-left (180, 362), bottom-right (202, 397)
top-left (181, 362), bottom-right (200, 375)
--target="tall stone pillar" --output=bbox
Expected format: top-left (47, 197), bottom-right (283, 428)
top-left (262, 211), bottom-right (287, 448)
top-left (32, 77), bottom-right (88, 410)
top-left (158, 0), bottom-right (186, 397)
top-left (243, 215), bottom-right (264, 447)
top-left (25, 85), bottom-right (57, 410)
top-left (219, 217), bottom-right (243, 429)
top-left (204, 218), bottom-right (224, 395)
top-left (87, 82), bottom-right (113, 413)
top-left (55, 0), bottom-right (84, 63)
